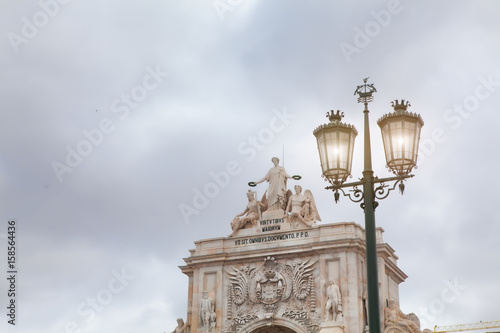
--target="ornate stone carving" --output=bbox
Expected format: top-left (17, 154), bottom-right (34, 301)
top-left (230, 190), bottom-right (264, 237)
top-left (285, 185), bottom-right (321, 227)
top-left (324, 280), bottom-right (342, 323)
top-left (230, 186), bottom-right (322, 238)
top-left (199, 291), bottom-right (216, 332)
top-left (230, 159), bottom-right (321, 235)
top-left (384, 299), bottom-right (421, 333)
top-left (224, 256), bottom-right (319, 333)
top-left (171, 318), bottom-right (188, 333)
top-left (253, 157), bottom-right (293, 212)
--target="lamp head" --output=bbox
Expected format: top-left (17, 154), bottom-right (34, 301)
top-left (377, 100), bottom-right (424, 177)
top-left (314, 111), bottom-right (357, 186)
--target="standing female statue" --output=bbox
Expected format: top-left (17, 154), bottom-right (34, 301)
top-left (253, 157), bottom-right (292, 211)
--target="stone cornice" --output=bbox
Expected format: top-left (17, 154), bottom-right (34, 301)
top-left (180, 222), bottom-right (395, 273)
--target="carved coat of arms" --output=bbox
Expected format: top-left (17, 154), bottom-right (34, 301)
top-left (224, 256), bottom-right (319, 333)
top-left (257, 268), bottom-right (284, 304)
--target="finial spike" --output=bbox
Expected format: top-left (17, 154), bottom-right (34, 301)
top-left (354, 78), bottom-right (377, 104)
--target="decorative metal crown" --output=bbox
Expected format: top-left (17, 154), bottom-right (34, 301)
top-left (377, 99), bottom-right (424, 128)
top-left (391, 99), bottom-right (411, 111)
top-left (327, 110), bottom-right (344, 123)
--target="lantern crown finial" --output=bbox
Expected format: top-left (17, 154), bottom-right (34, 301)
top-left (327, 110), bottom-right (344, 123)
top-left (391, 99), bottom-right (411, 112)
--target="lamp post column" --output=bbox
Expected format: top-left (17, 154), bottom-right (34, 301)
top-left (313, 78), bottom-right (424, 333)
top-left (362, 100), bottom-right (382, 333)
top-left (315, 78), bottom-right (423, 333)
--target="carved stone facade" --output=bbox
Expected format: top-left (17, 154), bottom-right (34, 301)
top-left (179, 221), bottom-right (410, 333)
top-left (224, 256), bottom-right (318, 332)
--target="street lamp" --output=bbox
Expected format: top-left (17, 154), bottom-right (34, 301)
top-left (313, 78), bottom-right (424, 333)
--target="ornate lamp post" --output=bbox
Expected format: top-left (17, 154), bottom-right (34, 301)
top-left (313, 78), bottom-right (424, 333)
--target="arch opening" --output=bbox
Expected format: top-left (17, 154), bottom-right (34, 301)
top-left (249, 324), bottom-right (298, 333)
top-left (241, 318), bottom-right (306, 333)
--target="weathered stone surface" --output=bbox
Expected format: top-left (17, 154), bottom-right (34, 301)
top-left (319, 321), bottom-right (345, 333)
top-left (180, 221), bottom-right (408, 333)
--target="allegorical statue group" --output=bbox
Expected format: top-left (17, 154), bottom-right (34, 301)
top-left (230, 157), bottom-right (321, 237)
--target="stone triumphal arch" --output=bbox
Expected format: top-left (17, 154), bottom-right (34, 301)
top-left (178, 158), bottom-right (422, 333)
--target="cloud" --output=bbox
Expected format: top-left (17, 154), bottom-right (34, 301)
top-left (1, 1), bottom-right (500, 332)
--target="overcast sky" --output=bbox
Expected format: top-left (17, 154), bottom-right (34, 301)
top-left (1, 1), bottom-right (500, 333)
